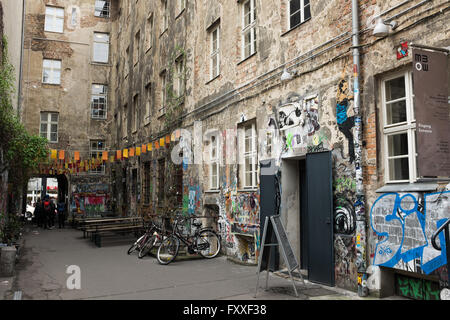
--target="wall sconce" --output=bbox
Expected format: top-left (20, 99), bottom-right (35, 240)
top-left (373, 18), bottom-right (398, 37)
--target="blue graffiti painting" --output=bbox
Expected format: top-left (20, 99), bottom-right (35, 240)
top-left (370, 191), bottom-right (449, 274)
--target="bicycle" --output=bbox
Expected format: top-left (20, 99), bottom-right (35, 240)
top-left (127, 220), bottom-right (163, 258)
top-left (157, 214), bottom-right (221, 265)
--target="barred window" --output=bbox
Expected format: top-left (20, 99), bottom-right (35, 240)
top-left (95, 0), bottom-right (110, 18)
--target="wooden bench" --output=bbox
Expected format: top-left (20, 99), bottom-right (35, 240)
top-left (90, 222), bottom-right (144, 247)
top-left (80, 217), bottom-right (141, 237)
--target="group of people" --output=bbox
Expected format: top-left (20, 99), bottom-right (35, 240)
top-left (34, 195), bottom-right (66, 229)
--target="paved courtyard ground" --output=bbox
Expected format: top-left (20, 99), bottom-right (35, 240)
top-left (0, 225), bottom-right (401, 301)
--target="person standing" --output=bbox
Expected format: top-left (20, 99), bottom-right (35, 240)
top-left (35, 198), bottom-right (43, 228)
top-left (57, 200), bottom-right (66, 229)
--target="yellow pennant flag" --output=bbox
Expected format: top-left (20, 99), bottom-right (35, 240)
top-left (51, 149), bottom-right (57, 159)
top-left (110, 156), bottom-right (114, 163)
top-left (123, 149), bottom-right (129, 158)
top-left (171, 132), bottom-right (175, 142)
top-left (148, 143), bottom-right (152, 151)
top-left (160, 138), bottom-right (165, 147)
top-left (136, 147), bottom-right (141, 156)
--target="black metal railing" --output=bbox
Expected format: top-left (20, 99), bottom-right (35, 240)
top-left (431, 218), bottom-right (450, 288)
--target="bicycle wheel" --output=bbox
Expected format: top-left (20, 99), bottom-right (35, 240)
top-left (138, 234), bottom-right (158, 258)
top-left (127, 234), bottom-right (145, 254)
top-left (196, 230), bottom-right (221, 259)
top-left (157, 235), bottom-right (180, 265)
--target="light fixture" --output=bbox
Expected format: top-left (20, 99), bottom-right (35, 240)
top-left (280, 68), bottom-right (293, 81)
top-left (373, 18), bottom-right (398, 37)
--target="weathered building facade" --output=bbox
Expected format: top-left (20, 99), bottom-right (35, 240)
top-left (19, 0), bottom-right (449, 299)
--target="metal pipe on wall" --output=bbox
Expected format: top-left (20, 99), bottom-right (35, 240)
top-left (351, 0), bottom-right (368, 297)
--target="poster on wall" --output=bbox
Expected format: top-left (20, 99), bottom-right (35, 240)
top-left (412, 48), bottom-right (450, 177)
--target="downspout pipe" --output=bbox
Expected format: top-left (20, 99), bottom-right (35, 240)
top-left (351, 0), bottom-right (368, 297)
top-left (17, 0), bottom-right (25, 119)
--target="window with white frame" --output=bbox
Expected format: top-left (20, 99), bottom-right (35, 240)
top-left (239, 121), bottom-right (257, 188)
top-left (241, 0), bottom-right (256, 60)
top-left (209, 135), bottom-right (220, 190)
top-left (145, 14), bottom-right (153, 51)
top-left (162, 0), bottom-right (168, 33)
top-left (40, 112), bottom-right (59, 143)
top-left (134, 30), bottom-right (140, 65)
top-left (159, 70), bottom-right (167, 115)
top-left (45, 6), bottom-right (64, 33)
top-left (381, 70), bottom-right (417, 183)
top-left (94, 0), bottom-right (110, 18)
top-left (210, 25), bottom-right (220, 80)
top-left (175, 56), bottom-right (185, 98)
top-left (93, 32), bottom-right (110, 63)
top-left (89, 140), bottom-right (105, 174)
top-left (42, 59), bottom-right (61, 85)
top-left (289, 0), bottom-right (311, 30)
top-left (91, 84), bottom-right (108, 119)
top-left (144, 82), bottom-right (152, 125)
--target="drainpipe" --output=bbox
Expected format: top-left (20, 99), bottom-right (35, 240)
top-left (351, 0), bottom-right (368, 297)
top-left (17, 0), bottom-right (25, 119)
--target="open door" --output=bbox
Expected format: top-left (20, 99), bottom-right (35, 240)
top-left (306, 151), bottom-right (334, 286)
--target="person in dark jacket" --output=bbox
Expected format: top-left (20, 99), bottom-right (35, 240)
top-left (57, 200), bottom-right (66, 228)
top-left (35, 198), bottom-right (43, 228)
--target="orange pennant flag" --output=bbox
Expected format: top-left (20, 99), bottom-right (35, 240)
top-left (74, 151), bottom-right (80, 161)
top-left (59, 150), bottom-right (65, 160)
top-left (129, 148), bottom-right (135, 157)
top-left (102, 151), bottom-right (108, 161)
top-left (155, 141), bottom-right (160, 149)
top-left (142, 144), bottom-right (147, 153)
top-left (116, 150), bottom-right (122, 160)
top-left (165, 135), bottom-right (170, 144)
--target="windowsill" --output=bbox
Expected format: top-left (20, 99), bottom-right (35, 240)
top-left (375, 182), bottom-right (439, 193)
top-left (237, 52), bottom-right (257, 66)
top-left (205, 190), bottom-right (220, 193)
top-left (238, 188), bottom-right (258, 193)
top-left (206, 74), bottom-right (220, 85)
top-left (91, 61), bottom-right (112, 67)
top-left (42, 83), bottom-right (61, 87)
top-left (91, 117), bottom-right (107, 121)
top-left (280, 18), bottom-right (311, 37)
top-left (44, 30), bottom-right (64, 34)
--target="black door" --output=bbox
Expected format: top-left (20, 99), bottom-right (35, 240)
top-left (306, 151), bottom-right (334, 286)
top-left (259, 159), bottom-right (280, 271)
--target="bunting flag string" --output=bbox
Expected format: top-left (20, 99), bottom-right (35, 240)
top-left (36, 129), bottom-right (183, 175)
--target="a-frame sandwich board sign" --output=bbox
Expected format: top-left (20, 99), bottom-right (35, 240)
top-left (255, 215), bottom-right (305, 297)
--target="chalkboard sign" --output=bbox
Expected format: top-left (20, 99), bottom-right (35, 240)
top-left (271, 215), bottom-right (299, 271)
top-left (255, 215), bottom-right (304, 297)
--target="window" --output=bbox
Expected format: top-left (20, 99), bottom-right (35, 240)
top-left (381, 70), bottom-right (417, 183)
top-left (209, 135), bottom-right (220, 190)
top-left (40, 112), bottom-right (59, 143)
top-left (157, 158), bottom-right (165, 207)
top-left (134, 30), bottom-right (140, 66)
top-left (143, 162), bottom-right (151, 205)
top-left (42, 59), bottom-right (61, 84)
top-left (89, 140), bottom-right (105, 174)
top-left (93, 32), bottom-right (110, 63)
top-left (144, 83), bottom-right (152, 125)
top-left (241, 0), bottom-right (256, 60)
top-left (239, 121), bottom-right (257, 188)
top-left (122, 104), bottom-right (128, 138)
top-left (159, 70), bottom-right (167, 115)
top-left (162, 0), bottom-right (168, 33)
top-left (94, 0), bottom-right (110, 18)
top-left (175, 56), bottom-right (185, 98)
top-left (45, 6), bottom-right (64, 33)
top-left (145, 14), bottom-right (153, 51)
top-left (132, 94), bottom-right (139, 132)
top-left (289, 0), bottom-right (311, 29)
top-left (210, 25), bottom-right (220, 80)
top-left (91, 84), bottom-right (108, 119)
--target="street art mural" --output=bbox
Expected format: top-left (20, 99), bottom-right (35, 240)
top-left (370, 190), bottom-right (450, 277)
top-left (336, 75), bottom-right (355, 164)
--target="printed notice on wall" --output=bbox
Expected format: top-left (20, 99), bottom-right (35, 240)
top-left (412, 48), bottom-right (450, 177)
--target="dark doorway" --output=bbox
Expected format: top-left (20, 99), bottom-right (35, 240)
top-left (304, 151), bottom-right (334, 286)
